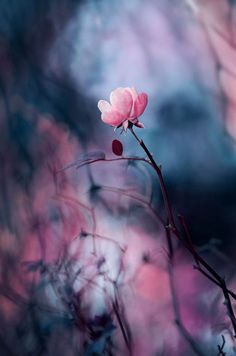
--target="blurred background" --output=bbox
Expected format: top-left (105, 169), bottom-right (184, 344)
top-left (0, 0), bottom-right (236, 355)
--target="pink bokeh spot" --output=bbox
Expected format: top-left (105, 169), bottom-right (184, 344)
top-left (98, 86), bottom-right (148, 130)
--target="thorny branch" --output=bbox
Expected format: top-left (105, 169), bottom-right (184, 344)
top-left (129, 127), bottom-right (236, 337)
top-left (128, 126), bottom-right (236, 340)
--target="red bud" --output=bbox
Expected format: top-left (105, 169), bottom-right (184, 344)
top-left (112, 139), bottom-right (123, 156)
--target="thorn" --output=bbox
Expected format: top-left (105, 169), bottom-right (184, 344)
top-left (165, 224), bottom-right (175, 232)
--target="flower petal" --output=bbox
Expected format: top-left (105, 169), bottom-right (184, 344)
top-left (133, 93), bottom-right (148, 117)
top-left (101, 110), bottom-right (124, 127)
top-left (98, 100), bottom-right (112, 113)
top-left (110, 88), bottom-right (133, 117)
top-left (125, 87), bottom-right (138, 101)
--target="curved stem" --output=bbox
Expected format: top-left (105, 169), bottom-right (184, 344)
top-left (129, 126), bottom-right (236, 338)
top-left (129, 127), bottom-right (175, 229)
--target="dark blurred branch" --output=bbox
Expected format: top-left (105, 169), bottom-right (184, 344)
top-left (58, 156), bottom-right (152, 173)
top-left (101, 185), bottom-right (165, 225)
top-left (112, 282), bottom-right (132, 354)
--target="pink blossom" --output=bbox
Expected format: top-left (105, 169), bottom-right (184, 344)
top-left (98, 87), bottom-right (148, 130)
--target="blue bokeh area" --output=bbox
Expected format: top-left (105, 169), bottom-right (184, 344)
top-left (0, 0), bottom-right (236, 355)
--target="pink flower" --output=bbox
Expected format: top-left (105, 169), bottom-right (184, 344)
top-left (98, 87), bottom-right (148, 130)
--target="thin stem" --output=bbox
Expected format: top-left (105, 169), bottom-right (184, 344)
top-left (165, 225), bottom-right (204, 356)
top-left (129, 126), bottom-right (236, 338)
top-left (221, 278), bottom-right (236, 337)
top-left (129, 127), bottom-right (175, 229)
